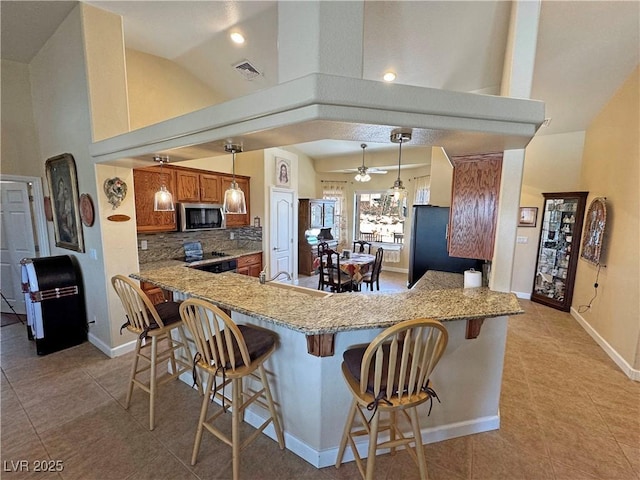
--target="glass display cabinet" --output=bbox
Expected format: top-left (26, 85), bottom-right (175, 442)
top-left (531, 191), bottom-right (588, 311)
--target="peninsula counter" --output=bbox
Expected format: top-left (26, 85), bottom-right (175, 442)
top-left (131, 266), bottom-right (523, 467)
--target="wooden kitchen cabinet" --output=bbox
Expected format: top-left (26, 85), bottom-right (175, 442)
top-left (174, 167), bottom-right (221, 203)
top-left (236, 252), bottom-right (262, 277)
top-left (448, 153), bottom-right (503, 260)
top-left (133, 167), bottom-right (177, 233)
top-left (140, 281), bottom-right (172, 304)
top-left (221, 175), bottom-right (251, 227)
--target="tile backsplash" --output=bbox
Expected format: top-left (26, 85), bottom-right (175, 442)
top-left (137, 227), bottom-right (262, 264)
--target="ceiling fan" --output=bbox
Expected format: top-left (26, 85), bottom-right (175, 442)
top-left (349, 144), bottom-right (388, 181)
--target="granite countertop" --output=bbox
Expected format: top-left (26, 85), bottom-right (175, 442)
top-left (139, 248), bottom-right (263, 271)
top-left (131, 267), bottom-right (523, 335)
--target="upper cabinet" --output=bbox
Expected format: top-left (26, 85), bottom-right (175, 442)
top-left (133, 167), bottom-right (177, 233)
top-left (220, 176), bottom-right (251, 227)
top-left (174, 167), bottom-right (221, 203)
top-left (133, 165), bottom-right (251, 232)
top-left (448, 153), bottom-right (503, 260)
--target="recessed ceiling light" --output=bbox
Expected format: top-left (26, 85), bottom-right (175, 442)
top-left (230, 32), bottom-right (245, 44)
top-left (383, 71), bottom-right (396, 82)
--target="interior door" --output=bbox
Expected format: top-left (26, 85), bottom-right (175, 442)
top-left (269, 189), bottom-right (295, 278)
top-left (1, 181), bottom-right (37, 314)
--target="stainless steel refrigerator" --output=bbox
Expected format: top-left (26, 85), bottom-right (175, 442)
top-left (408, 205), bottom-right (483, 288)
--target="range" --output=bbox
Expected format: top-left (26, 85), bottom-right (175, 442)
top-left (180, 242), bottom-right (237, 273)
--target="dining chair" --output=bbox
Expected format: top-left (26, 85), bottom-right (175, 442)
top-left (361, 247), bottom-right (383, 291)
top-left (320, 248), bottom-right (354, 293)
top-left (335, 318), bottom-right (449, 480)
top-left (111, 275), bottom-right (195, 430)
top-left (317, 242), bottom-right (330, 290)
top-left (179, 298), bottom-right (285, 480)
top-left (353, 240), bottom-right (372, 254)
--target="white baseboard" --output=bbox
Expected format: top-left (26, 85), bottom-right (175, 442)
top-left (88, 333), bottom-right (136, 358)
top-left (512, 291), bottom-right (531, 300)
top-left (244, 408), bottom-right (499, 468)
top-left (381, 266), bottom-right (408, 274)
top-left (571, 307), bottom-right (640, 382)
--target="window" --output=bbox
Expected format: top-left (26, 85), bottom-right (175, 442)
top-left (354, 191), bottom-right (406, 244)
top-left (322, 182), bottom-right (347, 249)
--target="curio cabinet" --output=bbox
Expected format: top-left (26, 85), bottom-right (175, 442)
top-left (531, 191), bottom-right (588, 311)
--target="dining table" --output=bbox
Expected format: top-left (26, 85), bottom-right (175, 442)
top-left (314, 251), bottom-right (376, 288)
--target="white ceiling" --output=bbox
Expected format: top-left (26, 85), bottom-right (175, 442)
top-left (1, 1), bottom-right (638, 164)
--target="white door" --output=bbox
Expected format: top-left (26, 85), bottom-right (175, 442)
top-left (269, 189), bottom-right (295, 278)
top-left (1, 181), bottom-right (37, 314)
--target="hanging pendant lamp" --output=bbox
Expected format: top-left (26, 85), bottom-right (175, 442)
top-left (223, 143), bottom-right (247, 214)
top-left (354, 143), bottom-right (371, 182)
top-left (153, 155), bottom-right (175, 212)
top-left (388, 129), bottom-right (411, 220)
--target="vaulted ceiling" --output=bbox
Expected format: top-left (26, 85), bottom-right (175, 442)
top-left (2, 1), bottom-right (638, 164)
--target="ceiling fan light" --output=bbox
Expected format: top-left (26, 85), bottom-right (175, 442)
top-left (355, 143), bottom-right (371, 182)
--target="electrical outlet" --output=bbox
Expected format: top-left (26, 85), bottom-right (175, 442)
top-left (89, 248), bottom-right (98, 259)
top-left (140, 240), bottom-right (148, 250)
top-left (230, 232), bottom-right (235, 240)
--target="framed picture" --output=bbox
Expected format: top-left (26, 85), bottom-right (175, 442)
top-left (45, 153), bottom-right (85, 252)
top-left (275, 157), bottom-right (291, 187)
top-left (518, 207), bottom-right (538, 227)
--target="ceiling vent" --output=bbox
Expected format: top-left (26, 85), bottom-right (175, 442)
top-left (234, 60), bottom-right (262, 80)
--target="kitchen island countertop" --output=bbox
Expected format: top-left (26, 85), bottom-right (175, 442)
top-left (131, 266), bottom-right (523, 335)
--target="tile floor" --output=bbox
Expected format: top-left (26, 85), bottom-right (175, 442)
top-left (1, 271), bottom-right (638, 479)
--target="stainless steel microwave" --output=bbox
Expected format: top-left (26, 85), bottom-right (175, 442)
top-left (178, 203), bottom-right (225, 231)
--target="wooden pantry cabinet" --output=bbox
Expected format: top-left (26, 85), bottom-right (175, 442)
top-left (448, 152), bottom-right (503, 261)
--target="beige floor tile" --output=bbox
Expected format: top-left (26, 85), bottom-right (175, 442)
top-left (424, 436), bottom-right (472, 479)
top-left (537, 415), bottom-right (636, 479)
top-left (618, 443), bottom-right (640, 478)
top-left (2, 300), bottom-right (638, 480)
top-left (471, 431), bottom-right (555, 480)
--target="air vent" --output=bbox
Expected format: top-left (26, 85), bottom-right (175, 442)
top-left (234, 60), bottom-right (262, 80)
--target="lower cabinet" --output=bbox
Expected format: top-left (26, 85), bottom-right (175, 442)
top-left (236, 252), bottom-right (262, 277)
top-left (140, 282), bottom-right (172, 304)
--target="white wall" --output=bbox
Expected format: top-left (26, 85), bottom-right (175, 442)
top-left (511, 131), bottom-right (585, 297)
top-left (1, 60), bottom-right (43, 178)
top-left (28, 5), bottom-right (114, 349)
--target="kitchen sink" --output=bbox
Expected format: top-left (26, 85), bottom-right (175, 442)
top-left (266, 281), bottom-right (332, 298)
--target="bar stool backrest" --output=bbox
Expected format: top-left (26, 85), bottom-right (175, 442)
top-left (358, 318), bottom-right (448, 402)
top-left (111, 275), bottom-right (165, 331)
top-left (179, 298), bottom-right (251, 372)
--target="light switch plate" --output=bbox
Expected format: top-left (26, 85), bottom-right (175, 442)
top-left (516, 236), bottom-right (528, 244)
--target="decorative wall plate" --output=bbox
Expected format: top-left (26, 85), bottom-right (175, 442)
top-left (79, 193), bottom-right (95, 227)
top-left (103, 177), bottom-right (128, 209)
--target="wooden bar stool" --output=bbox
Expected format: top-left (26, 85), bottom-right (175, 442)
top-left (111, 275), bottom-right (195, 430)
top-left (335, 318), bottom-right (448, 480)
top-left (179, 298), bottom-right (285, 480)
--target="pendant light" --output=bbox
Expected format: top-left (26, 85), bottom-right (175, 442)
top-left (153, 155), bottom-right (175, 211)
top-left (388, 129), bottom-right (411, 220)
top-left (223, 143), bottom-right (247, 214)
top-left (354, 143), bottom-right (371, 182)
